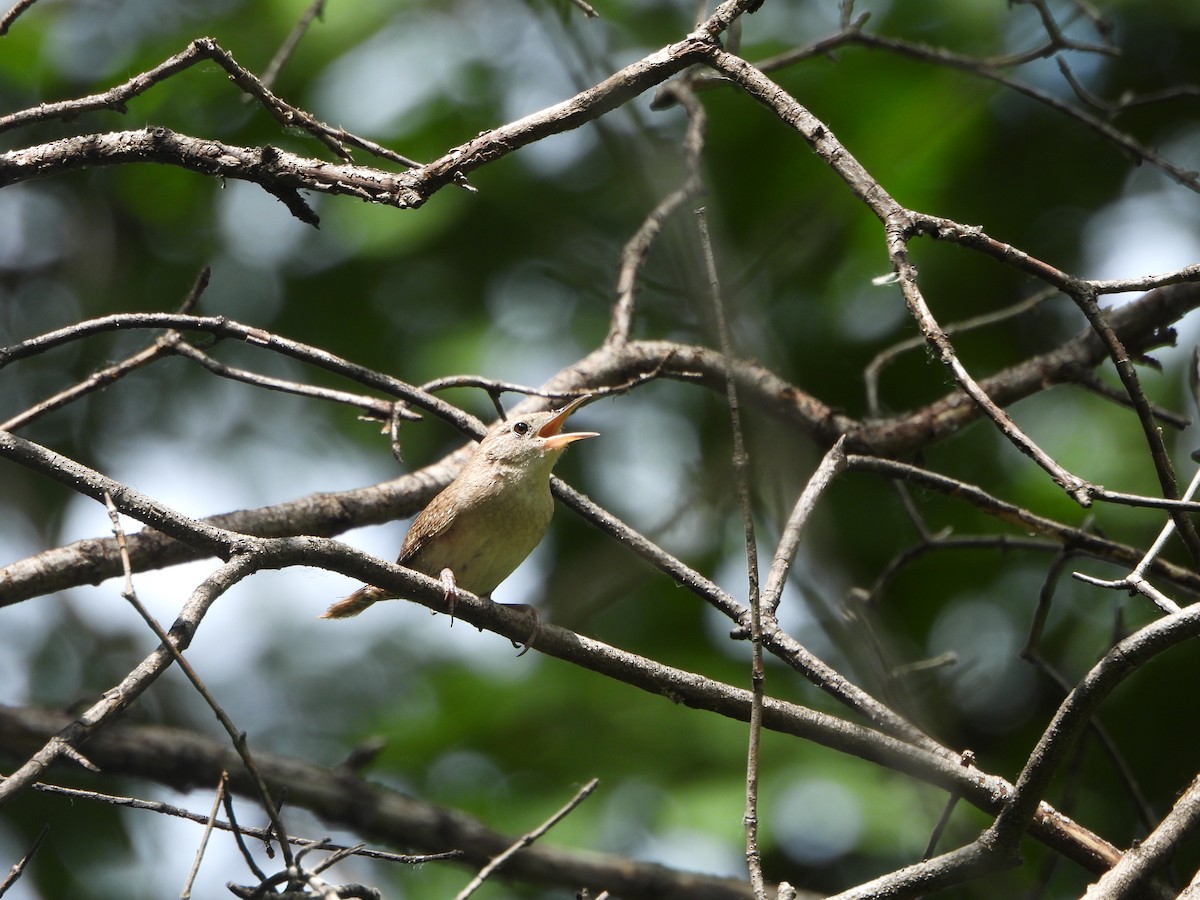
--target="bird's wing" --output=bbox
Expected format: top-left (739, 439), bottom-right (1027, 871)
top-left (398, 487), bottom-right (463, 564)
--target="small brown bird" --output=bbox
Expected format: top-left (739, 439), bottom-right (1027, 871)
top-left (321, 395), bottom-right (598, 629)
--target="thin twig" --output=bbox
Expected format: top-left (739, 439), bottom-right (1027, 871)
top-left (553, 472), bottom-right (948, 754)
top-left (126, 600), bottom-right (296, 869)
top-left (0, 267), bottom-right (212, 432)
top-left (864, 287), bottom-right (1055, 416)
top-left (9, 775), bottom-right (450, 865)
top-left (1058, 56), bottom-right (1200, 119)
top-left (924, 793), bottom-right (960, 860)
top-left (103, 490), bottom-right (294, 869)
top-left (761, 437), bottom-right (848, 615)
top-left (845, 454), bottom-right (1200, 597)
top-left (453, 778), bottom-right (600, 900)
top-left (887, 242), bottom-right (1091, 504)
top-left (551, 478), bottom-right (747, 621)
top-left (0, 38), bottom-right (343, 161)
top-left (1026, 650), bottom-right (1160, 837)
top-left (743, 26), bottom-right (1199, 195)
top-left (1072, 463), bottom-right (1200, 614)
top-left (0, 553), bottom-right (258, 806)
top-left (0, 0), bottom-right (38, 36)
top-left (0, 340), bottom-right (170, 433)
top-left (0, 823), bottom-right (49, 896)
top-left (0, 312), bottom-right (471, 433)
top-left (1066, 283), bottom-right (1200, 563)
top-left (182, 771), bottom-right (228, 899)
top-left (166, 338), bottom-right (397, 420)
top-left (258, 0), bottom-right (328, 94)
top-left (221, 789), bottom-right (269, 882)
top-left (606, 80), bottom-right (707, 346)
top-left (696, 204), bottom-right (767, 899)
top-left (1075, 372), bottom-right (1191, 431)
top-left (867, 534), bottom-right (1055, 609)
top-left (824, 838), bottom-right (1012, 899)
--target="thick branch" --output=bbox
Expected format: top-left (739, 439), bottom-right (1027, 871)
top-left (0, 706), bottom-right (754, 900)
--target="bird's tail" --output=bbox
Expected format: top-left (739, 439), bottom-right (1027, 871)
top-left (320, 585), bottom-right (390, 619)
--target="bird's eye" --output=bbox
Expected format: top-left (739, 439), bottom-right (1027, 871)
top-left (512, 421), bottom-right (531, 436)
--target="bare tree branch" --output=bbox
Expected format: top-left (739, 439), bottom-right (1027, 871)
top-left (0, 0), bottom-right (39, 36)
top-left (1087, 772), bottom-right (1200, 900)
top-left (0, 707), bottom-right (753, 900)
top-left (4, 4), bottom-right (1200, 895)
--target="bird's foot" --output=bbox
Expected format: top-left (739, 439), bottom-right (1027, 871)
top-left (438, 567), bottom-right (460, 626)
top-left (496, 602), bottom-right (541, 657)
top-left (432, 570), bottom-right (538, 655)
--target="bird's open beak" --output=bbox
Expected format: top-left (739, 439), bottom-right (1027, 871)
top-left (539, 395), bottom-right (599, 450)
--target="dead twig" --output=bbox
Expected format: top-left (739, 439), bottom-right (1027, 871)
top-left (453, 779), bottom-right (600, 900)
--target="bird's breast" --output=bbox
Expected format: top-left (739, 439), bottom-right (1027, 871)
top-left (406, 478), bottom-right (554, 596)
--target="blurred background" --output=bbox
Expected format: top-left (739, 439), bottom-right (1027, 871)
top-left (3, 0), bottom-right (1200, 896)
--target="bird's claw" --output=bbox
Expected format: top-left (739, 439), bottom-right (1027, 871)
top-left (433, 570), bottom-right (538, 655)
top-left (499, 602), bottom-right (541, 657)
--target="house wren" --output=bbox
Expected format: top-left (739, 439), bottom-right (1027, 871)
top-left (320, 395), bottom-right (597, 625)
